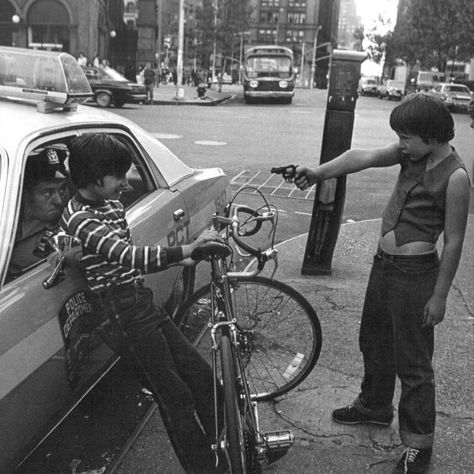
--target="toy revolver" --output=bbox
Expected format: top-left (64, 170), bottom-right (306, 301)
top-left (271, 164), bottom-right (298, 183)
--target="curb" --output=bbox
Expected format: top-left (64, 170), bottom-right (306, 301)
top-left (151, 94), bottom-right (233, 106)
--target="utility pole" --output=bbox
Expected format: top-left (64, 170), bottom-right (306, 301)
top-left (300, 41), bottom-right (305, 87)
top-left (156, 0), bottom-right (162, 74)
top-left (310, 25), bottom-right (322, 89)
top-left (275, 7), bottom-right (284, 45)
top-left (176, 0), bottom-right (185, 98)
top-left (211, 0), bottom-right (217, 83)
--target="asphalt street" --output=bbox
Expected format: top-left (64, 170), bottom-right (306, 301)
top-left (108, 85), bottom-right (473, 473)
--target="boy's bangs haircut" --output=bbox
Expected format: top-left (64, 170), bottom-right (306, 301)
top-left (389, 92), bottom-right (454, 143)
top-left (69, 133), bottom-right (132, 188)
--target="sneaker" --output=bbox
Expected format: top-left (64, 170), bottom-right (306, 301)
top-left (393, 447), bottom-right (432, 473)
top-left (332, 404), bottom-right (393, 426)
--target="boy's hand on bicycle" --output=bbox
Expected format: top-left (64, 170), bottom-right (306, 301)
top-left (182, 229), bottom-right (225, 262)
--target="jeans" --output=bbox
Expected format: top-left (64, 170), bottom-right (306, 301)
top-left (358, 248), bottom-right (439, 449)
top-left (88, 283), bottom-right (224, 474)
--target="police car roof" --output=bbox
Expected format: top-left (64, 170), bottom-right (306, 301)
top-left (0, 100), bottom-right (134, 159)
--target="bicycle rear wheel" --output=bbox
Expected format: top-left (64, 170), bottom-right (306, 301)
top-left (176, 276), bottom-right (322, 401)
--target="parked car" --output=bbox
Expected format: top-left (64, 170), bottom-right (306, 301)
top-left (416, 70), bottom-right (446, 92)
top-left (222, 73), bottom-right (233, 85)
top-left (430, 83), bottom-right (474, 112)
top-left (377, 80), bottom-right (405, 100)
top-left (0, 46), bottom-right (229, 473)
top-left (358, 77), bottom-right (378, 96)
top-left (81, 65), bottom-right (147, 108)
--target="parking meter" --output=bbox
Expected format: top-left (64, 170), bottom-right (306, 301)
top-left (302, 50), bottom-right (367, 275)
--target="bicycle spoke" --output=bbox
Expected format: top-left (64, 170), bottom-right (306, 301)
top-left (178, 276), bottom-right (321, 401)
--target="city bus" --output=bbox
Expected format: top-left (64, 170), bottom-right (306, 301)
top-left (243, 45), bottom-right (295, 104)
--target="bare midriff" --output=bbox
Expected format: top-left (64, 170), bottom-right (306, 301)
top-left (379, 230), bottom-right (436, 255)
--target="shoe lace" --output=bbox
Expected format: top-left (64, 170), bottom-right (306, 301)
top-left (403, 447), bottom-right (420, 471)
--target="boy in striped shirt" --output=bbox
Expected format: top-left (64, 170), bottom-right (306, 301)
top-left (62, 133), bottom-right (225, 474)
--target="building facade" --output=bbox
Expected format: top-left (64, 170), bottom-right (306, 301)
top-left (248, 0), bottom-right (340, 87)
top-left (0, 0), bottom-right (123, 65)
top-left (337, 0), bottom-right (361, 50)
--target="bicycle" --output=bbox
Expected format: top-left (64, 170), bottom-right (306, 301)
top-left (177, 187), bottom-right (322, 473)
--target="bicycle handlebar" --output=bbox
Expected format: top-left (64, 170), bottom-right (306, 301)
top-left (192, 204), bottom-right (279, 277)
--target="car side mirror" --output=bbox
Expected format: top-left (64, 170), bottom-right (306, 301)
top-left (52, 232), bottom-right (81, 255)
top-left (43, 232), bottom-right (82, 289)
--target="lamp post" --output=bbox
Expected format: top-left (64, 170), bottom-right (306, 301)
top-left (239, 31), bottom-right (250, 84)
top-left (300, 41), bottom-right (305, 87)
top-left (211, 0), bottom-right (218, 84)
top-left (176, 0), bottom-right (185, 98)
top-left (11, 13), bottom-right (21, 47)
top-left (310, 25), bottom-right (322, 89)
top-left (275, 8), bottom-right (284, 45)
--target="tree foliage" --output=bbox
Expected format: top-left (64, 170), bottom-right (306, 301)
top-left (364, 14), bottom-right (394, 64)
top-left (386, 0), bottom-right (474, 70)
top-left (195, 0), bottom-right (253, 70)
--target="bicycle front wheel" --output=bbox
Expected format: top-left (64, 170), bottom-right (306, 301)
top-left (176, 276), bottom-right (322, 401)
top-left (221, 334), bottom-right (247, 474)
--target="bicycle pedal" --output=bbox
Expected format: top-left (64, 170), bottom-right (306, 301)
top-left (262, 430), bottom-right (295, 455)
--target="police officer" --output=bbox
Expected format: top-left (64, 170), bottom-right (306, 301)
top-left (8, 144), bottom-right (70, 277)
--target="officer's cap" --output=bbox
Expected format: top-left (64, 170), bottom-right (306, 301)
top-left (24, 144), bottom-right (69, 188)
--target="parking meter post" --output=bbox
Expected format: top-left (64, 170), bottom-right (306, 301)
top-left (302, 50), bottom-right (367, 275)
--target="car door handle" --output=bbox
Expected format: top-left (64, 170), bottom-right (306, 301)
top-left (173, 209), bottom-right (185, 221)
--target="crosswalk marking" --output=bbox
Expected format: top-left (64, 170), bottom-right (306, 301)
top-left (230, 170), bottom-right (316, 200)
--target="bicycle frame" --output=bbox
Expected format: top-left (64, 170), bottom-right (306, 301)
top-left (207, 251), bottom-right (266, 468)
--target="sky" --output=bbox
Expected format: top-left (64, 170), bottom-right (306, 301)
top-left (355, 0), bottom-right (399, 76)
top-left (355, 0), bottom-right (399, 31)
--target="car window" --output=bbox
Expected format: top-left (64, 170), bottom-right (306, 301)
top-left (132, 126), bottom-right (194, 186)
top-left (6, 142), bottom-right (73, 281)
top-left (113, 134), bottom-right (152, 209)
top-left (83, 68), bottom-right (98, 80)
top-left (102, 67), bottom-right (128, 82)
top-left (5, 132), bottom-right (152, 282)
top-left (450, 85), bottom-right (468, 93)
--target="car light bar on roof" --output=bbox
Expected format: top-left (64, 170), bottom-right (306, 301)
top-left (0, 46), bottom-right (93, 113)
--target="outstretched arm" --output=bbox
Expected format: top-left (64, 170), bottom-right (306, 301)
top-left (294, 142), bottom-right (401, 190)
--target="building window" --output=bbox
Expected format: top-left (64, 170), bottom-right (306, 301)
top-left (0, 0), bottom-right (16, 46)
top-left (27, 0), bottom-right (70, 52)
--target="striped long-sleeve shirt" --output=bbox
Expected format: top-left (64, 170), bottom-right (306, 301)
top-left (62, 193), bottom-right (183, 291)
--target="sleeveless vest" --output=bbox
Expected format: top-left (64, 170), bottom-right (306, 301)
top-left (381, 148), bottom-right (467, 246)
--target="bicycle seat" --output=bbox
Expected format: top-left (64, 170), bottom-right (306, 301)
top-left (191, 241), bottom-right (232, 261)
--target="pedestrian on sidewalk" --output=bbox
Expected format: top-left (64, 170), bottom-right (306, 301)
top-left (143, 63), bottom-right (155, 104)
top-left (294, 93), bottom-right (470, 473)
top-left (62, 133), bottom-right (226, 474)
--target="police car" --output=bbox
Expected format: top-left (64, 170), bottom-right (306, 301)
top-left (0, 46), bottom-right (228, 472)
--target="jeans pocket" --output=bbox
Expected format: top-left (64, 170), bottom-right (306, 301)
top-left (392, 257), bottom-right (438, 277)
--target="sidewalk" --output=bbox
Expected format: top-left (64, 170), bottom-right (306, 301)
top-left (117, 216), bottom-right (474, 473)
top-left (148, 83), bottom-right (234, 106)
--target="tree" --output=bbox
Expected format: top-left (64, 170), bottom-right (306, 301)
top-left (195, 0), bottom-right (253, 71)
top-left (364, 14), bottom-right (394, 64)
top-left (387, 0), bottom-right (474, 71)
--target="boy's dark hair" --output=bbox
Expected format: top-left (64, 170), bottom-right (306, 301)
top-left (69, 133), bottom-right (132, 188)
top-left (389, 92), bottom-right (455, 144)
